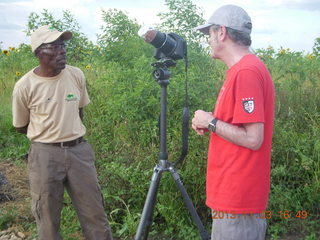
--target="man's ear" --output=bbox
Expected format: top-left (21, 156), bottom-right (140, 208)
top-left (34, 49), bottom-right (40, 58)
top-left (219, 26), bottom-right (228, 41)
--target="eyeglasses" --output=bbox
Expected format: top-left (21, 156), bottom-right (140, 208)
top-left (38, 43), bottom-right (66, 51)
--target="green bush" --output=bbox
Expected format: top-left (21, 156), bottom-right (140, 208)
top-left (0, 0), bottom-right (319, 239)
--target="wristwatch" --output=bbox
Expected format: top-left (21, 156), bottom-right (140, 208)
top-left (208, 118), bottom-right (218, 133)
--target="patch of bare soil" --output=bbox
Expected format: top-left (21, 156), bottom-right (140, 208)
top-left (0, 161), bottom-right (29, 204)
top-left (0, 160), bottom-right (33, 239)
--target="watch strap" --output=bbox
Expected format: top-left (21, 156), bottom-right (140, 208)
top-left (208, 118), bottom-right (218, 133)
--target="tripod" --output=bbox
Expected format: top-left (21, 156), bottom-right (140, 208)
top-left (135, 60), bottom-right (210, 240)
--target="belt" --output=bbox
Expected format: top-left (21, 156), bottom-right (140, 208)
top-left (44, 137), bottom-right (84, 148)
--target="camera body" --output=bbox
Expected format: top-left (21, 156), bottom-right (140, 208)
top-left (139, 26), bottom-right (187, 61)
top-left (152, 32), bottom-right (187, 61)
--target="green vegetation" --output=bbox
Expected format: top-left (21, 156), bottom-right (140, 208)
top-left (1, 0), bottom-right (319, 239)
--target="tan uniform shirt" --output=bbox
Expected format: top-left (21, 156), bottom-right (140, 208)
top-left (12, 65), bottom-right (90, 143)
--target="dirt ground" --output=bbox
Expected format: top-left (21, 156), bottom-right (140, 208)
top-left (0, 161), bottom-right (118, 240)
top-left (0, 160), bottom-right (32, 239)
top-left (0, 161), bottom-right (29, 202)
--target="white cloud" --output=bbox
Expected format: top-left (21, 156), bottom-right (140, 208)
top-left (196, 0), bottom-right (320, 52)
top-left (0, 0), bottom-right (319, 53)
top-left (0, 29), bottom-right (29, 48)
top-left (268, 0), bottom-right (320, 10)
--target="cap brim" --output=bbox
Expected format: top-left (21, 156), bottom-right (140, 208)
top-left (194, 23), bottom-right (212, 35)
top-left (43, 31), bottom-right (73, 44)
top-left (61, 31), bottom-right (72, 41)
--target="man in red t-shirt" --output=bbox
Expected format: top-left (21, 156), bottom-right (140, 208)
top-left (192, 5), bottom-right (275, 240)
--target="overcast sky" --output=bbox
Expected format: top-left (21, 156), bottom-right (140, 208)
top-left (1, 0), bottom-right (320, 53)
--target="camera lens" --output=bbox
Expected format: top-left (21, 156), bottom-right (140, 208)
top-left (138, 25), bottom-right (186, 61)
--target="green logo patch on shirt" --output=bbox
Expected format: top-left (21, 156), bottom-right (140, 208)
top-left (65, 93), bottom-right (78, 101)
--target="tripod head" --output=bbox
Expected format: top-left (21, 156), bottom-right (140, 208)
top-left (152, 58), bottom-right (176, 81)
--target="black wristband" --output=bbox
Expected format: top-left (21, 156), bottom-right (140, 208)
top-left (208, 118), bottom-right (218, 133)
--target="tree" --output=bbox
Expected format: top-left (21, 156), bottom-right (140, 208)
top-left (312, 37), bottom-right (320, 56)
top-left (97, 9), bottom-right (140, 46)
top-left (158, 0), bottom-right (206, 48)
top-left (97, 9), bottom-right (151, 65)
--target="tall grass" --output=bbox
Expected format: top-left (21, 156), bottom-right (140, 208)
top-left (0, 41), bottom-right (319, 239)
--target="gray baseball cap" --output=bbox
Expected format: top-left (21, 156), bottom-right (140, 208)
top-left (195, 5), bottom-right (252, 35)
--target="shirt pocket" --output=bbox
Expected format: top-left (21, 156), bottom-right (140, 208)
top-left (31, 98), bottom-right (57, 117)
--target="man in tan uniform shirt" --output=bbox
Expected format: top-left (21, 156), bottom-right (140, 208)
top-left (12, 25), bottom-right (113, 240)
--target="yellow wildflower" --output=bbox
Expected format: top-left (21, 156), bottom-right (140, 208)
top-left (279, 48), bottom-right (285, 55)
top-left (85, 65), bottom-right (91, 70)
top-left (16, 71), bottom-right (22, 77)
top-left (306, 54), bottom-right (314, 60)
top-left (2, 50), bottom-right (9, 55)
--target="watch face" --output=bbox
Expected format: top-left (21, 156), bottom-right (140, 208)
top-left (208, 119), bottom-right (217, 132)
top-left (208, 123), bottom-right (215, 132)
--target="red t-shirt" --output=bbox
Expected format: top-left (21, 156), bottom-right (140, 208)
top-left (206, 54), bottom-right (275, 214)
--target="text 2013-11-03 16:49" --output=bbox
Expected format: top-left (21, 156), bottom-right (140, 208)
top-left (211, 210), bottom-right (309, 220)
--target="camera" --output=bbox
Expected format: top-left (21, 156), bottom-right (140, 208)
top-left (138, 26), bottom-right (187, 61)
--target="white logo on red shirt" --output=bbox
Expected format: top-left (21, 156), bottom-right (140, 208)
top-left (242, 97), bottom-right (255, 113)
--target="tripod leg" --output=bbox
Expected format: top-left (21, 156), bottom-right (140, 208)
top-left (169, 167), bottom-right (211, 240)
top-left (135, 166), bottom-right (163, 240)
